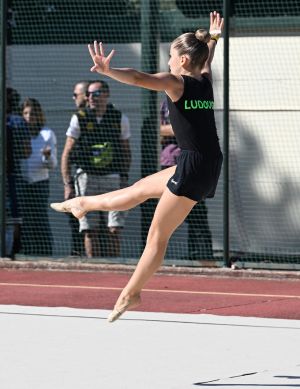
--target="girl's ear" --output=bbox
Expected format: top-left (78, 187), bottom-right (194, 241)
top-left (180, 54), bottom-right (190, 67)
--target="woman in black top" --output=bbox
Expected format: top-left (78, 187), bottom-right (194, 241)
top-left (51, 11), bottom-right (224, 322)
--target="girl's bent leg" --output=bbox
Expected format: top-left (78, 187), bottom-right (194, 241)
top-left (108, 188), bottom-right (196, 322)
top-left (51, 166), bottom-right (176, 219)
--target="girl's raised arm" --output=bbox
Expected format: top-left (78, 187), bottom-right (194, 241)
top-left (88, 41), bottom-right (183, 97)
top-left (201, 11), bottom-right (224, 81)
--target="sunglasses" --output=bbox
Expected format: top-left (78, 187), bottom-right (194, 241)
top-left (73, 92), bottom-right (84, 99)
top-left (86, 90), bottom-right (103, 98)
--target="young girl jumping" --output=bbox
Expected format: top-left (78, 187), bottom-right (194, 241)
top-left (51, 11), bottom-right (224, 322)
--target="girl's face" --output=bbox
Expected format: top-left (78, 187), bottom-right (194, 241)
top-left (168, 45), bottom-right (183, 76)
top-left (23, 106), bottom-right (37, 126)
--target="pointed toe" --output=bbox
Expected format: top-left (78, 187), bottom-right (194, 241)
top-left (107, 295), bottom-right (141, 323)
top-left (50, 203), bottom-right (67, 212)
top-left (107, 309), bottom-right (122, 323)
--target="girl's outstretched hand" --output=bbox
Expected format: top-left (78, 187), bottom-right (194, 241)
top-left (88, 41), bottom-right (115, 74)
top-left (209, 11), bottom-right (224, 37)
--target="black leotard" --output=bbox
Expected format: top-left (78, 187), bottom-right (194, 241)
top-left (166, 75), bottom-right (223, 201)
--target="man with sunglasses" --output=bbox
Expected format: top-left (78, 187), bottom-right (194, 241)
top-left (72, 80), bottom-right (89, 110)
top-left (61, 80), bottom-right (131, 258)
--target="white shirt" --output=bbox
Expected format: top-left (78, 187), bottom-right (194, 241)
top-left (66, 113), bottom-right (131, 140)
top-left (21, 127), bottom-right (57, 183)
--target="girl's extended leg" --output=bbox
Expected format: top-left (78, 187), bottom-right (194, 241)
top-left (108, 188), bottom-right (197, 322)
top-left (51, 166), bottom-right (176, 219)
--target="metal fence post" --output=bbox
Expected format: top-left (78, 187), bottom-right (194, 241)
top-left (140, 0), bottom-right (159, 243)
top-left (0, 0), bottom-right (7, 257)
top-left (223, 0), bottom-right (230, 267)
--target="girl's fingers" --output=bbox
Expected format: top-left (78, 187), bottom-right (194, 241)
top-left (209, 11), bottom-right (224, 33)
top-left (99, 42), bottom-right (105, 56)
top-left (88, 40), bottom-right (114, 70)
top-left (94, 40), bottom-right (100, 56)
top-left (106, 49), bottom-right (115, 62)
top-left (220, 18), bottom-right (224, 30)
top-left (88, 44), bottom-right (95, 58)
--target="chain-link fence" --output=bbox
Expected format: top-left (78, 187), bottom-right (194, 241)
top-left (1, 0), bottom-right (300, 269)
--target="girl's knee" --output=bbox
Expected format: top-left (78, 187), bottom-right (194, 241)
top-left (131, 178), bottom-right (149, 199)
top-left (146, 229), bottom-right (170, 247)
top-left (132, 177), bottom-right (146, 190)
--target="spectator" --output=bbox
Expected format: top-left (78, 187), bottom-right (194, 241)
top-left (73, 80), bottom-right (89, 110)
top-left (6, 88), bottom-right (32, 258)
top-left (160, 98), bottom-right (213, 259)
top-left (160, 98), bottom-right (181, 169)
top-left (20, 97), bottom-right (57, 255)
top-left (65, 80), bottom-right (90, 256)
top-left (61, 80), bottom-right (131, 258)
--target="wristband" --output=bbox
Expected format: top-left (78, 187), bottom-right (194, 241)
top-left (209, 29), bottom-right (221, 43)
top-left (210, 36), bottom-right (219, 43)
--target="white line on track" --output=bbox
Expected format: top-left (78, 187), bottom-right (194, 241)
top-left (0, 282), bottom-right (300, 299)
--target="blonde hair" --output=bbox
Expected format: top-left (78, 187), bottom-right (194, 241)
top-left (172, 29), bottom-right (210, 69)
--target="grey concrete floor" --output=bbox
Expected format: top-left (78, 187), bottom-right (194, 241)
top-left (0, 305), bottom-right (299, 389)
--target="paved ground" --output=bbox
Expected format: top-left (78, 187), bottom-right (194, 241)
top-left (1, 265), bottom-right (300, 388)
top-left (0, 305), bottom-right (299, 389)
top-left (1, 268), bottom-right (300, 319)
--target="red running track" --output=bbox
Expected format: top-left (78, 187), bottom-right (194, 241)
top-left (0, 269), bottom-right (300, 320)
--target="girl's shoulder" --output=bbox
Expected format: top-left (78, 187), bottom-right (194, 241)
top-left (182, 74), bottom-right (213, 94)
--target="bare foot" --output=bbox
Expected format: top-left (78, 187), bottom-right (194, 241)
top-left (50, 198), bottom-right (86, 219)
top-left (107, 294), bottom-right (141, 323)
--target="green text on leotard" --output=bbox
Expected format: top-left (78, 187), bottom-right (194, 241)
top-left (184, 100), bottom-right (214, 110)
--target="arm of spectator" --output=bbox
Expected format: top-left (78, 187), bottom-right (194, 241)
top-left (120, 114), bottom-right (131, 187)
top-left (120, 139), bottom-right (131, 183)
top-left (61, 114), bottom-right (81, 199)
top-left (42, 130), bottom-right (57, 170)
top-left (61, 136), bottom-right (76, 200)
top-left (160, 123), bottom-right (174, 137)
